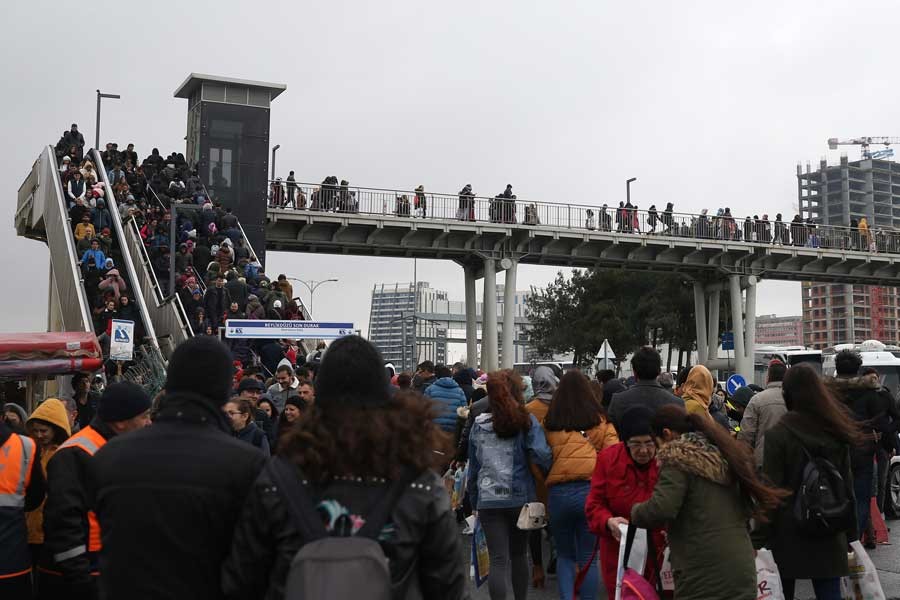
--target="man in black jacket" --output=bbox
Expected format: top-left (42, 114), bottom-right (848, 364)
top-left (42, 382), bottom-right (151, 599)
top-left (826, 350), bottom-right (884, 544)
top-left (204, 275), bottom-right (231, 330)
top-left (90, 337), bottom-right (266, 600)
top-left (608, 346), bottom-right (684, 434)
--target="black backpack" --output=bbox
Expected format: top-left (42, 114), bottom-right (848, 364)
top-left (792, 445), bottom-right (853, 537)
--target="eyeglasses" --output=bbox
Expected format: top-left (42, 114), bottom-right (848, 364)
top-left (626, 441), bottom-right (656, 451)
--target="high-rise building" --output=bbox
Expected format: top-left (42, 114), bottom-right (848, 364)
top-left (367, 281), bottom-right (535, 372)
top-left (798, 156), bottom-right (900, 348)
top-left (755, 314), bottom-right (803, 347)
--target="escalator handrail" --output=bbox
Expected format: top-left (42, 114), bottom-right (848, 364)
top-left (44, 146), bottom-right (93, 332)
top-left (124, 217), bottom-right (195, 339)
top-left (91, 149), bottom-right (162, 355)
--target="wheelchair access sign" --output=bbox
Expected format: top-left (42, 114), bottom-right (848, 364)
top-left (109, 319), bottom-right (135, 361)
top-left (225, 320), bottom-right (356, 340)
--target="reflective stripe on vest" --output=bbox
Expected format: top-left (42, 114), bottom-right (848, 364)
top-left (0, 434), bottom-right (35, 508)
top-left (56, 426), bottom-right (106, 552)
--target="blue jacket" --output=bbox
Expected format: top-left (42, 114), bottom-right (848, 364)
top-left (467, 413), bottom-right (551, 510)
top-left (81, 248), bottom-right (106, 270)
top-left (424, 377), bottom-right (467, 432)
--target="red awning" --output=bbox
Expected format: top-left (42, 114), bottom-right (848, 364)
top-left (0, 332), bottom-right (101, 362)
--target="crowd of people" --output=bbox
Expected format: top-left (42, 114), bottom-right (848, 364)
top-left (269, 173), bottom-right (893, 252)
top-left (53, 124), bottom-right (314, 379)
top-left (3, 334), bottom-right (895, 600)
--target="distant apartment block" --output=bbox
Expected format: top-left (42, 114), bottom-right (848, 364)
top-left (755, 314), bottom-right (803, 347)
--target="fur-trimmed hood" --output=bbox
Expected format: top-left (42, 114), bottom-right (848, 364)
top-left (657, 431), bottom-right (730, 485)
top-left (825, 375), bottom-right (880, 392)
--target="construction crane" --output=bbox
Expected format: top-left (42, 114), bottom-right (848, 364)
top-left (827, 137), bottom-right (900, 160)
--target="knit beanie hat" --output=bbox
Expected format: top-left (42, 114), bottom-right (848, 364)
top-left (730, 386), bottom-right (756, 409)
top-left (165, 336), bottom-right (234, 406)
top-left (315, 336), bottom-right (390, 410)
top-left (619, 406), bottom-right (654, 441)
top-left (98, 382), bottom-right (152, 422)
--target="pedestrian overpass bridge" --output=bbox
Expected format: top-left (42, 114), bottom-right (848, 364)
top-left (265, 181), bottom-right (900, 376)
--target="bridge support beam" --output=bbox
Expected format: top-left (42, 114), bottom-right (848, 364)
top-left (482, 258), bottom-right (498, 372)
top-left (693, 283), bottom-right (709, 365)
top-left (464, 266), bottom-right (478, 369)
top-left (501, 260), bottom-right (518, 369)
top-left (707, 289), bottom-right (721, 365)
top-left (728, 275), bottom-right (757, 380)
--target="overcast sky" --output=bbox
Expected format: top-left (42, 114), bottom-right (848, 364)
top-left (3, 0), bottom-right (897, 338)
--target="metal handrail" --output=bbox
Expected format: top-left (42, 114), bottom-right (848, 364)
top-left (92, 149), bottom-right (162, 354)
top-left (125, 217), bottom-right (195, 339)
top-left (267, 179), bottom-right (900, 254)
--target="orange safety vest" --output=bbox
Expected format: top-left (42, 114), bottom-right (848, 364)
top-left (57, 426), bottom-right (107, 552)
top-left (0, 433), bottom-right (36, 578)
top-left (0, 433), bottom-right (35, 508)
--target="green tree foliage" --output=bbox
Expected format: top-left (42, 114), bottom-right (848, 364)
top-left (526, 268), bottom-right (698, 366)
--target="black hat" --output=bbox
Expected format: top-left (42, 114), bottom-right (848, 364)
top-left (619, 406), bottom-right (654, 441)
top-left (315, 336), bottom-right (390, 410)
top-left (165, 336), bottom-right (234, 406)
top-left (237, 378), bottom-right (265, 393)
top-left (730, 386), bottom-right (756, 409)
top-left (98, 382), bottom-right (151, 422)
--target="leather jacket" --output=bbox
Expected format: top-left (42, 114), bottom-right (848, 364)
top-left (221, 463), bottom-right (466, 600)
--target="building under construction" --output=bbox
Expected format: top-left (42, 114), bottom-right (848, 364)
top-left (799, 155), bottom-right (900, 348)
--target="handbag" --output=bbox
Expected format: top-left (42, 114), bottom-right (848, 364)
top-left (516, 502), bottom-right (547, 530)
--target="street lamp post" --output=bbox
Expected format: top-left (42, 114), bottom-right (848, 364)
top-left (286, 277), bottom-right (338, 316)
top-left (271, 144), bottom-right (281, 181)
top-left (95, 90), bottom-right (121, 149)
top-left (626, 177), bottom-right (637, 204)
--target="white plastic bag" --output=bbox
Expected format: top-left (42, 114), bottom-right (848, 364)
top-left (755, 548), bottom-right (785, 600)
top-left (659, 547), bottom-right (674, 592)
top-left (615, 525), bottom-right (648, 600)
top-left (841, 541), bottom-right (885, 600)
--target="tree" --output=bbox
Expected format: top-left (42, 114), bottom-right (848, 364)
top-left (526, 268), bottom-right (699, 367)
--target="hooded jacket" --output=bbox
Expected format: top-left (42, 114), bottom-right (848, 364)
top-left (753, 411), bottom-right (857, 579)
top-left (424, 377), bottom-right (467, 433)
top-left (90, 392), bottom-right (266, 600)
top-left (467, 413), bottom-right (552, 509)
top-left (608, 379), bottom-right (684, 434)
top-left (681, 365), bottom-right (714, 416)
top-left (632, 433), bottom-right (757, 600)
top-left (825, 375), bottom-right (883, 471)
top-left (524, 366), bottom-right (558, 423)
top-left (25, 399), bottom-right (71, 545)
top-left (98, 269), bottom-right (127, 300)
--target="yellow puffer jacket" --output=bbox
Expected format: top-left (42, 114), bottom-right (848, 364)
top-left (545, 421), bottom-right (619, 486)
top-left (25, 398), bottom-right (71, 544)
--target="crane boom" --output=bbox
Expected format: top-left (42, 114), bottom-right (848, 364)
top-left (828, 136), bottom-right (900, 159)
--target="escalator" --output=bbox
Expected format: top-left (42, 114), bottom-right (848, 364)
top-left (16, 146), bottom-right (165, 377)
top-left (93, 150), bottom-right (193, 357)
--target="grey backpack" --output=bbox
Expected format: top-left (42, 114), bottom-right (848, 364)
top-left (269, 458), bottom-right (415, 600)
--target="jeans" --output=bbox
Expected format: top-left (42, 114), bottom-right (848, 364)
top-left (781, 577), bottom-right (841, 600)
top-left (854, 466), bottom-right (874, 536)
top-left (480, 507), bottom-right (529, 600)
top-left (549, 481), bottom-right (598, 600)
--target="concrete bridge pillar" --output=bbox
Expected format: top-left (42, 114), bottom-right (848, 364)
top-left (464, 266), bottom-right (478, 369)
top-left (693, 283), bottom-right (709, 365)
top-left (482, 258), bottom-right (498, 372)
top-left (501, 260), bottom-right (518, 369)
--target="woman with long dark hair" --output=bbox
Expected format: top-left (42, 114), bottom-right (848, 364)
top-left (631, 404), bottom-right (788, 600)
top-left (542, 371), bottom-right (617, 600)
top-left (754, 363), bottom-right (863, 600)
top-left (222, 335), bottom-right (465, 599)
top-left (468, 370), bottom-right (552, 600)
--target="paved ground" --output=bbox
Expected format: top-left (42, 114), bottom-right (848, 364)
top-left (463, 518), bottom-right (900, 599)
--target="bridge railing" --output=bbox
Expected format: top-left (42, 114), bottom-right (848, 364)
top-left (267, 180), bottom-right (900, 254)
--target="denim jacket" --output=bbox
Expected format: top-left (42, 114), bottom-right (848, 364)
top-left (467, 413), bottom-right (552, 509)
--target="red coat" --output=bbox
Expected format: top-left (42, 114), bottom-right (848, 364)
top-left (585, 442), bottom-right (664, 599)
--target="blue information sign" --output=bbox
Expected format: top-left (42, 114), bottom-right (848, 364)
top-left (726, 374), bottom-right (747, 396)
top-left (721, 332), bottom-right (734, 351)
